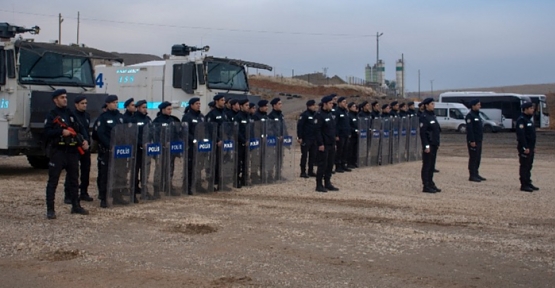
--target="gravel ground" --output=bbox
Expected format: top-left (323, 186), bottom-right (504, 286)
top-left (0, 131), bottom-right (554, 287)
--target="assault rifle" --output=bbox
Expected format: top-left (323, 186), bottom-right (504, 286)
top-left (52, 116), bottom-right (85, 155)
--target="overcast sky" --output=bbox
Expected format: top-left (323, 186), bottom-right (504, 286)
top-left (2, 0), bottom-right (554, 91)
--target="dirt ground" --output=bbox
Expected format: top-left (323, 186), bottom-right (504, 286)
top-left (1, 131), bottom-right (554, 288)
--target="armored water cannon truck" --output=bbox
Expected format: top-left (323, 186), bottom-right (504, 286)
top-left (0, 23), bottom-right (123, 168)
top-left (94, 43), bottom-right (272, 117)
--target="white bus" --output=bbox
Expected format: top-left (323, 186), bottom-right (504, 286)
top-left (523, 94), bottom-right (550, 128)
top-left (439, 91), bottom-right (532, 129)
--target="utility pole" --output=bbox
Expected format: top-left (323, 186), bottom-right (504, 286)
top-left (58, 13), bottom-right (63, 44)
top-left (401, 53), bottom-right (405, 98)
top-left (76, 11), bottom-right (80, 45)
top-left (418, 69), bottom-right (421, 99)
top-left (430, 79), bottom-right (434, 98)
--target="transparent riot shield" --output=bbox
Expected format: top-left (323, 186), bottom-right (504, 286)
top-left (416, 116), bottom-right (422, 160)
top-left (219, 122), bottom-right (237, 190)
top-left (264, 120), bottom-right (280, 184)
top-left (380, 118), bottom-right (391, 166)
top-left (141, 123), bottom-right (170, 201)
top-left (279, 120), bottom-right (295, 182)
top-left (247, 121), bottom-right (263, 186)
top-left (409, 116), bottom-right (419, 161)
top-left (369, 118), bottom-right (381, 166)
top-left (192, 122), bottom-right (216, 193)
top-left (357, 117), bottom-right (369, 167)
top-left (390, 117), bottom-right (400, 164)
top-left (107, 123), bottom-right (138, 206)
top-left (399, 117), bottom-right (409, 162)
top-left (167, 122), bottom-right (188, 196)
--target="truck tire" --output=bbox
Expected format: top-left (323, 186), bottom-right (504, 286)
top-left (457, 124), bottom-right (466, 134)
top-left (27, 155), bottom-right (50, 169)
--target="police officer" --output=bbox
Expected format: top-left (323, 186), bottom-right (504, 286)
top-left (95, 95), bottom-right (125, 207)
top-left (234, 99), bottom-right (251, 187)
top-left (208, 101), bottom-right (215, 111)
top-left (334, 97), bottom-right (351, 173)
top-left (182, 97), bottom-right (204, 195)
top-left (122, 98), bottom-right (136, 123)
top-left (44, 89), bottom-right (90, 219)
top-left (398, 103), bottom-right (408, 118)
top-left (417, 102), bottom-right (425, 118)
top-left (153, 101), bottom-right (181, 195)
top-left (249, 102), bottom-right (256, 116)
top-left (133, 100), bottom-right (152, 201)
top-left (268, 97), bottom-right (287, 181)
top-left (64, 95), bottom-right (93, 203)
top-left (516, 102), bottom-right (538, 192)
top-left (419, 98), bottom-right (442, 193)
top-left (297, 100), bottom-right (319, 178)
top-left (358, 101), bottom-right (371, 118)
top-left (390, 101), bottom-right (400, 117)
top-left (371, 101), bottom-right (381, 119)
top-left (315, 95), bottom-right (339, 193)
top-left (205, 94), bottom-right (230, 190)
top-left (465, 99), bottom-right (485, 182)
top-left (226, 99), bottom-right (240, 121)
top-left (346, 102), bottom-right (360, 168)
top-left (381, 104), bottom-right (391, 118)
top-left (253, 100), bottom-right (269, 121)
top-left (407, 102), bottom-right (416, 116)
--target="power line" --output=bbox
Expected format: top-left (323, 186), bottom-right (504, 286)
top-left (0, 9), bottom-right (376, 38)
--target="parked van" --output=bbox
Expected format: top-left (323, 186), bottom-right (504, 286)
top-left (433, 103), bottom-right (470, 133)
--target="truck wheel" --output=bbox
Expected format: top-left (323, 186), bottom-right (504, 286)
top-left (457, 124), bottom-right (467, 134)
top-left (483, 125), bottom-right (493, 133)
top-left (27, 155), bottom-right (50, 169)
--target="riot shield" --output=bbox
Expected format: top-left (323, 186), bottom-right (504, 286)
top-left (247, 121), bottom-right (263, 186)
top-left (167, 122), bottom-right (188, 196)
top-left (409, 116), bottom-right (419, 161)
top-left (399, 117), bottom-right (409, 162)
top-left (369, 118), bottom-right (381, 166)
top-left (380, 118), bottom-right (391, 166)
top-left (416, 116), bottom-right (422, 160)
top-left (219, 122), bottom-right (237, 190)
top-left (390, 117), bottom-right (400, 164)
top-left (107, 123), bottom-right (138, 206)
top-left (264, 120), bottom-right (280, 184)
top-left (141, 123), bottom-right (170, 201)
top-left (357, 117), bottom-right (369, 167)
top-left (192, 122), bottom-right (216, 193)
top-left (279, 120), bottom-right (295, 182)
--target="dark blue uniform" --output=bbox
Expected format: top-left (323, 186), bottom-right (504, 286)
top-left (152, 113), bottom-right (181, 195)
top-left (122, 110), bottom-right (134, 124)
top-left (465, 109), bottom-right (484, 180)
top-left (315, 108), bottom-right (337, 191)
top-left (516, 113), bottom-right (537, 190)
top-left (297, 109), bottom-right (318, 176)
top-left (133, 111), bottom-right (152, 198)
top-left (347, 110), bottom-right (360, 167)
top-left (234, 110), bottom-right (251, 187)
top-left (334, 107), bottom-right (351, 172)
top-left (419, 110), bottom-right (441, 192)
top-left (44, 106), bottom-right (89, 216)
top-left (65, 109), bottom-right (92, 202)
top-left (182, 109), bottom-right (204, 194)
top-left (268, 109), bottom-right (287, 181)
top-left (205, 107), bottom-right (230, 188)
top-left (94, 109), bottom-right (124, 206)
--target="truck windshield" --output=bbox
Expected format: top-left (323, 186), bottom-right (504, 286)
top-left (18, 50), bottom-right (95, 87)
top-left (206, 61), bottom-right (248, 91)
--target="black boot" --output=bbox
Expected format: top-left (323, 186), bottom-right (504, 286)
top-left (80, 191), bottom-right (94, 202)
top-left (46, 203), bottom-right (56, 219)
top-left (300, 172), bottom-right (309, 178)
top-left (71, 200), bottom-right (89, 215)
top-left (100, 199), bottom-right (108, 208)
top-left (307, 171), bottom-right (317, 177)
top-left (325, 180), bottom-right (339, 191)
top-left (316, 179), bottom-right (327, 192)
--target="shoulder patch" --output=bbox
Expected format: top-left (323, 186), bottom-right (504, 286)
top-left (519, 124), bottom-right (524, 129)
top-left (420, 123), bottom-right (423, 127)
top-left (467, 119), bottom-right (471, 123)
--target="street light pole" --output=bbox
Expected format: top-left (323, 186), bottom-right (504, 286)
top-left (430, 79), bottom-right (434, 98)
top-left (418, 69), bottom-right (421, 99)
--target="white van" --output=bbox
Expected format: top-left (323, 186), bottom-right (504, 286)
top-left (433, 102), bottom-right (469, 133)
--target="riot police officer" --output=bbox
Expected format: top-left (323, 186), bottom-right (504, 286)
top-left (122, 98), bottom-right (136, 123)
top-left (249, 102), bottom-right (256, 116)
top-left (268, 97), bottom-right (287, 181)
top-left (334, 97), bottom-right (351, 173)
top-left (358, 101), bottom-right (371, 118)
top-left (465, 99), bottom-right (485, 182)
top-left (253, 100), bottom-right (269, 121)
top-left (516, 102), bottom-right (538, 192)
top-left (133, 100), bottom-right (152, 201)
top-left (234, 99), bottom-right (251, 187)
top-left (398, 103), bottom-right (408, 118)
top-left (153, 101), bottom-right (181, 195)
top-left (381, 104), bottom-right (391, 118)
top-left (347, 102), bottom-right (359, 168)
top-left (182, 97), bottom-right (204, 194)
top-left (226, 99), bottom-right (240, 121)
top-left (44, 89), bottom-right (90, 219)
top-left (297, 100), bottom-right (319, 178)
top-left (95, 95), bottom-right (125, 207)
top-left (390, 101), bottom-right (400, 117)
top-left (371, 101), bottom-right (381, 119)
top-left (205, 94), bottom-right (230, 190)
top-left (64, 95), bottom-right (93, 203)
top-left (419, 98), bottom-right (442, 193)
top-left (315, 95), bottom-right (339, 192)
top-left (417, 102), bottom-right (425, 118)
top-left (407, 102), bottom-right (416, 116)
